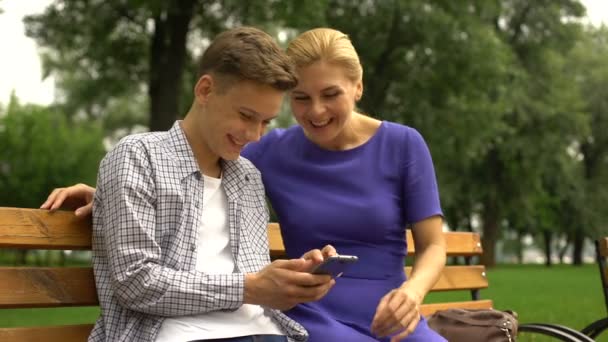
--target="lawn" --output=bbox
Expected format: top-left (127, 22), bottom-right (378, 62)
top-left (0, 264), bottom-right (605, 341)
top-left (425, 264), bottom-right (606, 341)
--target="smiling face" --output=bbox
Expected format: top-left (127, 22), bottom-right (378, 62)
top-left (194, 75), bottom-right (283, 165)
top-left (290, 61), bottom-right (362, 148)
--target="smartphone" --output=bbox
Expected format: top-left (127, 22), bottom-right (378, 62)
top-left (310, 255), bottom-right (358, 278)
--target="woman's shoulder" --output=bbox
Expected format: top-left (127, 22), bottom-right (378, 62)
top-left (378, 120), bottom-right (425, 143)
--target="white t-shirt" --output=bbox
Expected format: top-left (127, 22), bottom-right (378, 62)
top-left (155, 175), bottom-right (283, 341)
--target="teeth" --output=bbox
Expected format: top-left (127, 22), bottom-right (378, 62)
top-left (311, 119), bottom-right (330, 127)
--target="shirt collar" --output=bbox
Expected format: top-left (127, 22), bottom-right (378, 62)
top-left (167, 121), bottom-right (200, 179)
top-left (167, 121), bottom-right (252, 197)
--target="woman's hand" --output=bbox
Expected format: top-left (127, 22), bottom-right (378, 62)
top-left (40, 183), bottom-right (96, 217)
top-left (370, 284), bottom-right (423, 341)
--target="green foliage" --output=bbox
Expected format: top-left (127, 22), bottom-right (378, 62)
top-left (18, 0), bottom-right (608, 264)
top-left (0, 97), bottom-right (105, 208)
top-left (564, 26), bottom-right (608, 239)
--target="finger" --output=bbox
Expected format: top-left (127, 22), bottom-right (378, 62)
top-left (40, 188), bottom-right (62, 209)
top-left (371, 292), bottom-right (393, 333)
top-left (272, 258), bottom-right (307, 270)
top-left (75, 202), bottom-right (93, 217)
top-left (377, 303), bottom-right (416, 337)
top-left (373, 293), bottom-right (410, 336)
top-left (50, 189), bottom-right (70, 210)
top-left (390, 314), bottom-right (420, 342)
top-left (321, 245), bottom-right (337, 258)
top-left (291, 278), bottom-right (336, 302)
top-left (301, 249), bottom-right (324, 263)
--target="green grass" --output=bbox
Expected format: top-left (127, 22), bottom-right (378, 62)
top-left (426, 264), bottom-right (606, 341)
top-left (0, 264), bottom-right (605, 341)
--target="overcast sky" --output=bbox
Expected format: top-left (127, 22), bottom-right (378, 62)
top-left (0, 0), bottom-right (606, 106)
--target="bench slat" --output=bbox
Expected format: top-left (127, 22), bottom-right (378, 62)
top-left (420, 299), bottom-right (494, 317)
top-left (407, 265), bottom-right (488, 292)
top-left (0, 267), bottom-right (98, 308)
top-left (0, 208), bottom-right (91, 250)
top-left (268, 223), bottom-right (483, 259)
top-left (407, 231), bottom-right (483, 257)
top-left (0, 324), bottom-right (94, 342)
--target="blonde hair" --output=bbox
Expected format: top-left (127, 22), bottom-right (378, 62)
top-left (286, 28), bottom-right (363, 82)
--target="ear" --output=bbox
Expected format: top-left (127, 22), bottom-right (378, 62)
top-left (194, 74), bottom-right (214, 105)
top-left (355, 80), bottom-right (363, 101)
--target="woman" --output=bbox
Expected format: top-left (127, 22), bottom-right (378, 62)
top-left (42, 28), bottom-right (446, 342)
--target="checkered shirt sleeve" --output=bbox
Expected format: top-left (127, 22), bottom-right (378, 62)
top-left (95, 140), bottom-right (244, 317)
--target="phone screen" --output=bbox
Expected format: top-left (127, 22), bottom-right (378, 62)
top-left (311, 255), bottom-right (358, 278)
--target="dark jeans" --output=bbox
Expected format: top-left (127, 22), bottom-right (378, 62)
top-left (189, 335), bottom-right (288, 342)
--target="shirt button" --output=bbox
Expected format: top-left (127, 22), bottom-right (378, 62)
top-left (195, 201), bottom-right (200, 208)
top-left (190, 244), bottom-right (196, 252)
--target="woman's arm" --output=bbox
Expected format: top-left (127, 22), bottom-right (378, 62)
top-left (403, 215), bottom-right (446, 302)
top-left (371, 216), bottom-right (446, 341)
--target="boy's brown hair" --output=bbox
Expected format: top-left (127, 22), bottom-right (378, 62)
top-left (198, 27), bottom-right (298, 91)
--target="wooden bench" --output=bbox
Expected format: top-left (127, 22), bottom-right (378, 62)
top-left (0, 207), bottom-right (594, 341)
top-left (270, 222), bottom-right (492, 317)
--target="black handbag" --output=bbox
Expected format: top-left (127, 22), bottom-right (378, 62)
top-left (427, 308), bottom-right (518, 342)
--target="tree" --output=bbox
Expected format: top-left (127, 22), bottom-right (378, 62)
top-left (472, 0), bottom-right (587, 266)
top-left (0, 96), bottom-right (105, 265)
top-left (22, 0), bottom-right (605, 267)
top-left (0, 96), bottom-right (104, 208)
top-left (24, 0), bottom-right (326, 132)
top-left (567, 26), bottom-right (608, 264)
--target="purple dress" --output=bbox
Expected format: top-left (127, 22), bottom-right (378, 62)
top-left (242, 121), bottom-right (446, 342)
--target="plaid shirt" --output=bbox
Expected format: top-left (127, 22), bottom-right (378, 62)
top-left (89, 122), bottom-right (307, 342)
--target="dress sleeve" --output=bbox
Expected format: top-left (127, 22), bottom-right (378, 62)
top-left (94, 141), bottom-right (244, 316)
top-left (401, 127), bottom-right (443, 224)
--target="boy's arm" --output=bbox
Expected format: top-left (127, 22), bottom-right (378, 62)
top-left (95, 141), bottom-right (244, 317)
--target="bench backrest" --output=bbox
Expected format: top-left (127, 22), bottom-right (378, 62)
top-left (0, 207), bottom-right (491, 340)
top-left (269, 223), bottom-right (491, 316)
top-left (0, 207), bottom-right (95, 342)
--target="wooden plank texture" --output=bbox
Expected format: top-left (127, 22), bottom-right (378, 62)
top-left (0, 267), bottom-right (98, 308)
top-left (421, 299), bottom-right (494, 317)
top-left (406, 231), bottom-right (483, 257)
top-left (0, 324), bottom-right (94, 342)
top-left (0, 208), bottom-right (91, 250)
top-left (269, 223), bottom-right (482, 258)
top-left (0, 207), bottom-right (493, 337)
top-left (268, 223), bottom-right (286, 259)
top-left (407, 265), bottom-right (488, 292)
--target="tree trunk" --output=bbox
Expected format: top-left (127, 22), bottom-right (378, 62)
top-left (542, 230), bottom-right (553, 267)
top-left (572, 228), bottom-right (585, 266)
top-left (148, 1), bottom-right (197, 131)
top-left (516, 230), bottom-right (524, 264)
top-left (480, 202), bottom-right (499, 267)
top-left (557, 233), bottom-right (571, 264)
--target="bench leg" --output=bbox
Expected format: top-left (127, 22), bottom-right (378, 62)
top-left (581, 317), bottom-right (608, 339)
top-left (519, 323), bottom-right (595, 342)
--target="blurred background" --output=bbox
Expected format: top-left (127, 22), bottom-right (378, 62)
top-left (1, 1), bottom-right (607, 339)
